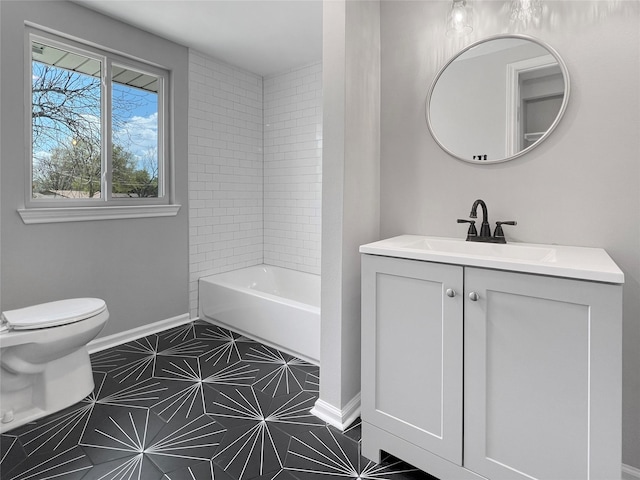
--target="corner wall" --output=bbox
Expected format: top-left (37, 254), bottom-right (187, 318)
top-left (316, 0), bottom-right (380, 429)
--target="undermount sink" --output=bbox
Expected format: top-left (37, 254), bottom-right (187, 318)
top-left (402, 237), bottom-right (557, 263)
top-left (359, 235), bottom-right (624, 283)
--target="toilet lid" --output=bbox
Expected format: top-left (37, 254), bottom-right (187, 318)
top-left (1, 298), bottom-right (107, 330)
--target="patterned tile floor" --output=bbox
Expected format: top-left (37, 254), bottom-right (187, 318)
top-left (0, 320), bottom-right (436, 480)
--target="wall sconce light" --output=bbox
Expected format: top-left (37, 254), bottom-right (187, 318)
top-left (446, 0), bottom-right (473, 37)
top-left (510, 0), bottom-right (543, 28)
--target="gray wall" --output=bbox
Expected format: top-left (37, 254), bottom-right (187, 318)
top-left (0, 1), bottom-right (190, 338)
top-left (319, 0), bottom-right (380, 425)
top-left (380, 0), bottom-right (640, 469)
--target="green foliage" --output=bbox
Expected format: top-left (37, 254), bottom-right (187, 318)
top-left (31, 55), bottom-right (159, 200)
top-left (111, 144), bottom-right (158, 197)
top-left (33, 140), bottom-right (158, 198)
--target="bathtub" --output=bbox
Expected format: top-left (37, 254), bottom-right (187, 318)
top-left (198, 265), bottom-right (320, 364)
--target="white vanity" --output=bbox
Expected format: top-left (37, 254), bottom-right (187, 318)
top-left (360, 235), bottom-right (623, 480)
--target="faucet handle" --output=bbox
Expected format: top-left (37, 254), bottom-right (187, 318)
top-left (494, 221), bottom-right (517, 240)
top-left (457, 219), bottom-right (478, 239)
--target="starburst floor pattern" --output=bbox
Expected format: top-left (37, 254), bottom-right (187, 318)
top-left (0, 319), bottom-right (436, 480)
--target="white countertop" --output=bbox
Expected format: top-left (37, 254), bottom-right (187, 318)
top-left (359, 235), bottom-right (624, 284)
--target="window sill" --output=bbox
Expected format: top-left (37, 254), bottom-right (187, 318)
top-left (18, 204), bottom-right (181, 224)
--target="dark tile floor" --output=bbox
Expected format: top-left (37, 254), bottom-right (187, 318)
top-left (1, 320), bottom-right (435, 480)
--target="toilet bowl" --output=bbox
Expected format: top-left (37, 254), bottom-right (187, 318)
top-left (0, 298), bottom-right (109, 433)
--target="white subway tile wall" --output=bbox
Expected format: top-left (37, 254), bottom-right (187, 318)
top-left (263, 62), bottom-right (323, 275)
top-left (188, 51), bottom-right (264, 316)
top-left (188, 53), bottom-right (323, 317)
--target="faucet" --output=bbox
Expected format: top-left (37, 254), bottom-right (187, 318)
top-left (470, 199), bottom-right (491, 238)
top-left (457, 199), bottom-right (517, 243)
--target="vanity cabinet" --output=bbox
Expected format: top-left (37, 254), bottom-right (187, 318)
top-left (361, 255), bottom-right (464, 466)
top-left (361, 253), bottom-right (622, 480)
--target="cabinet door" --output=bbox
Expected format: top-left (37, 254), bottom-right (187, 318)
top-left (464, 267), bottom-right (622, 480)
top-left (361, 255), bottom-right (464, 465)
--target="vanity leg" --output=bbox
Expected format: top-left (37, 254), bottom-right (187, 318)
top-left (361, 422), bottom-right (383, 463)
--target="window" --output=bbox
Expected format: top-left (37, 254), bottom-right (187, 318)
top-left (21, 28), bottom-right (179, 223)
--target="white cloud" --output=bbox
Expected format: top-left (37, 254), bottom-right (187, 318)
top-left (114, 112), bottom-right (158, 164)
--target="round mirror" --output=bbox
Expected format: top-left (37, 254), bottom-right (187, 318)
top-left (426, 35), bottom-right (570, 164)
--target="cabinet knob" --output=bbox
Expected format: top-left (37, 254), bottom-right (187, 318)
top-left (469, 291), bottom-right (480, 301)
top-left (446, 288), bottom-right (456, 298)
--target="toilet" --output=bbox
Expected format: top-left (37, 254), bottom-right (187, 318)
top-left (0, 298), bottom-right (109, 433)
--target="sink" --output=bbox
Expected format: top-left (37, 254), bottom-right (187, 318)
top-left (401, 237), bottom-right (557, 263)
top-left (359, 235), bottom-right (624, 283)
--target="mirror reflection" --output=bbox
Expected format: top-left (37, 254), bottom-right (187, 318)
top-left (427, 35), bottom-right (570, 164)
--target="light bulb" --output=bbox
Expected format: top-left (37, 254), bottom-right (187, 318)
top-left (446, 0), bottom-right (473, 37)
top-left (510, 0), bottom-right (543, 28)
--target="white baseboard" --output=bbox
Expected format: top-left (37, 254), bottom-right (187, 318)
top-left (88, 313), bottom-right (192, 354)
top-left (311, 393), bottom-right (361, 431)
top-left (623, 463), bottom-right (640, 480)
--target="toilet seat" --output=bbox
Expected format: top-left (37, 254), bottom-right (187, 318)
top-left (1, 298), bottom-right (107, 331)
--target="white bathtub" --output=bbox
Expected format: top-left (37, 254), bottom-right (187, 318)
top-left (198, 265), bottom-right (320, 364)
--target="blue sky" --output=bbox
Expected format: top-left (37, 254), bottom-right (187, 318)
top-left (112, 82), bottom-right (159, 171)
top-left (32, 60), bottom-right (159, 173)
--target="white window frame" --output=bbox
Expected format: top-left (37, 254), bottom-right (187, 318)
top-left (20, 27), bottom-right (179, 224)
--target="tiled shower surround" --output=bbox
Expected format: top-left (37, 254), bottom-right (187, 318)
top-left (188, 51), bottom-right (323, 317)
top-left (264, 63), bottom-right (323, 275)
top-left (188, 51), bottom-right (264, 317)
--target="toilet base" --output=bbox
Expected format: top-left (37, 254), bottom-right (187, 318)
top-left (0, 346), bottom-right (95, 434)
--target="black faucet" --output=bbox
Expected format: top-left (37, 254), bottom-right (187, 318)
top-left (470, 199), bottom-right (491, 238)
top-left (458, 199), bottom-right (517, 244)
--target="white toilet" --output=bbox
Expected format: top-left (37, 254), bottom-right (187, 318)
top-left (0, 298), bottom-right (109, 433)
